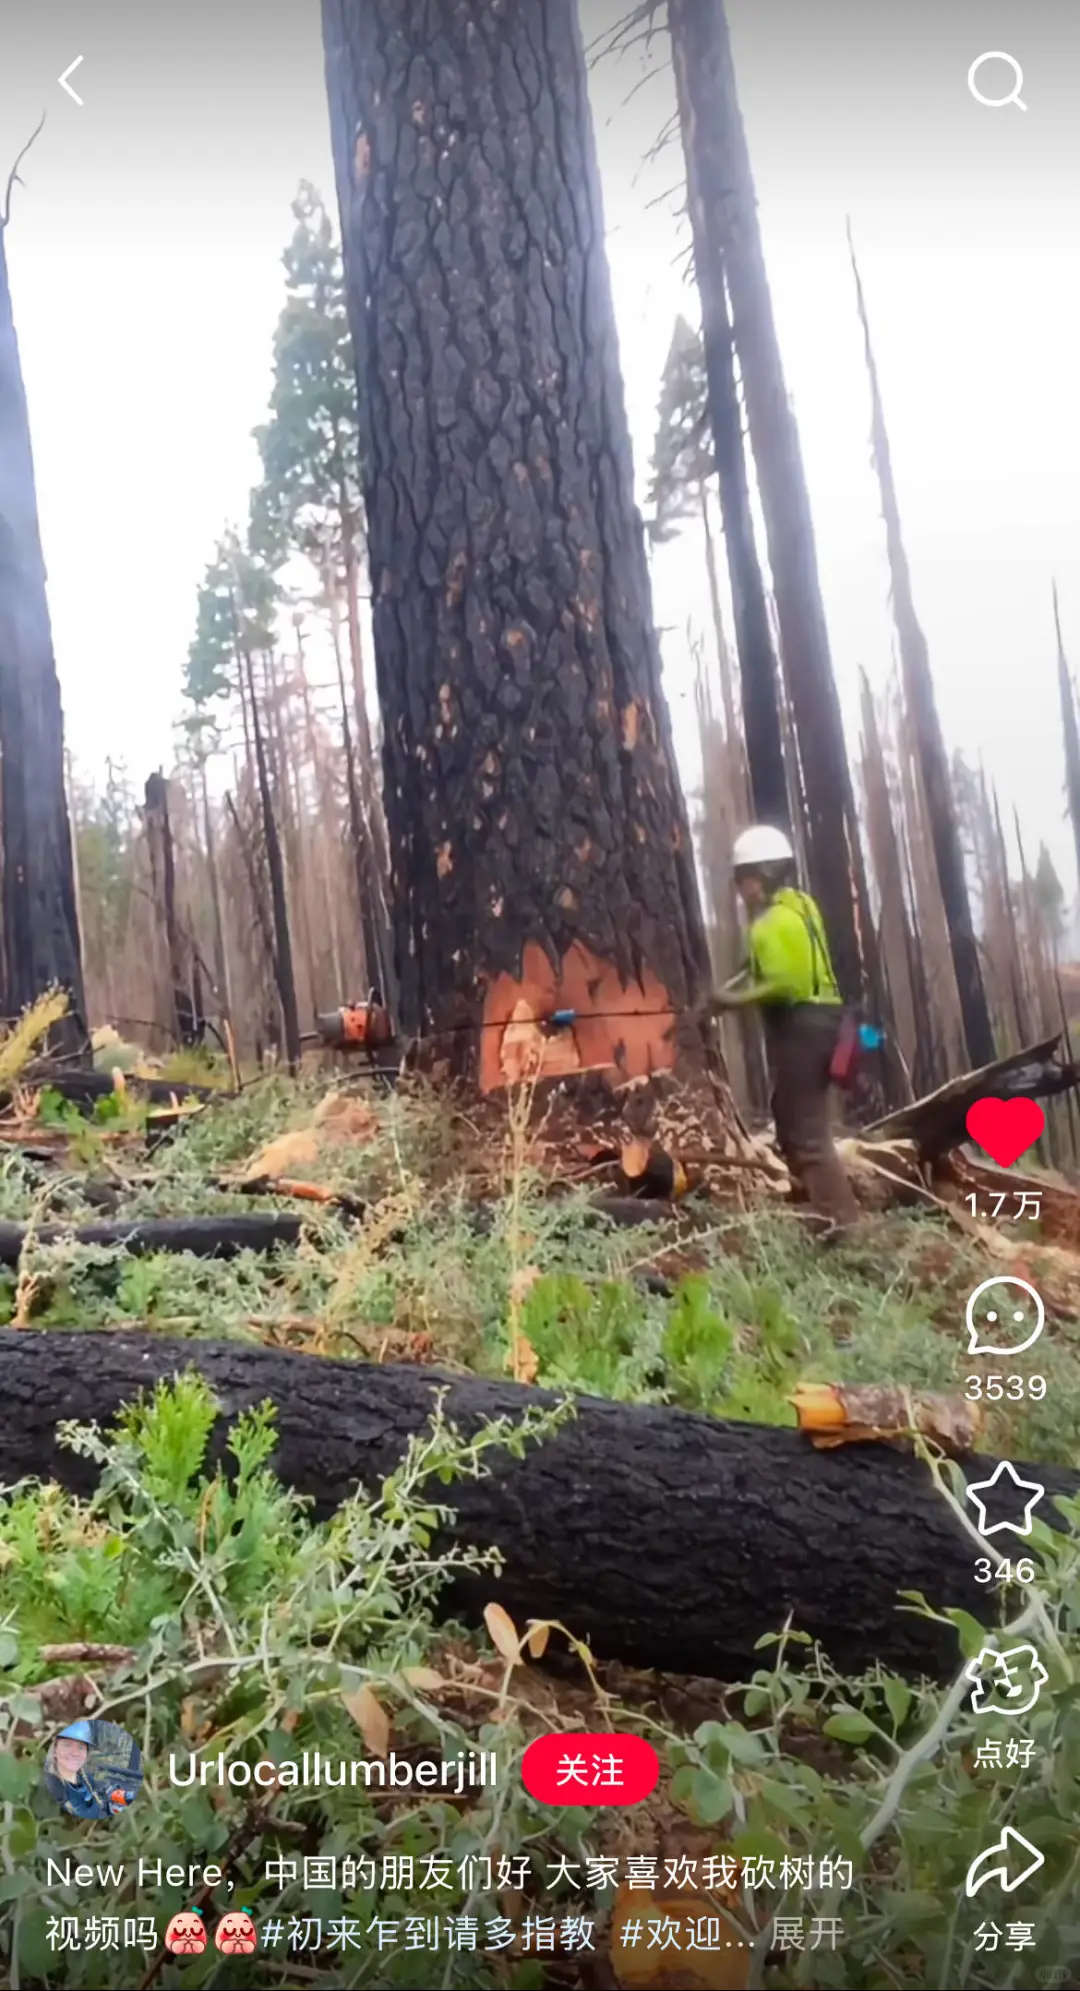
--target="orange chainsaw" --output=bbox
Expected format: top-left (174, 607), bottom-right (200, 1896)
top-left (312, 991), bottom-right (395, 1052)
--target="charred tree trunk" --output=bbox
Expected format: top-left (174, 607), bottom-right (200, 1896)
top-left (322, 0), bottom-right (717, 1097)
top-left (296, 639), bottom-right (347, 998)
top-left (237, 653), bottom-right (302, 1074)
top-left (667, 0), bottom-right (869, 1005)
top-left (143, 771), bottom-right (184, 1042)
top-left (224, 791), bottom-right (276, 1006)
top-left (263, 645), bottom-right (319, 1021)
top-left (859, 674), bottom-right (917, 1094)
top-left (0, 221), bottom-right (87, 1049)
top-left (849, 234), bottom-right (994, 1068)
top-left (991, 785), bottom-right (1031, 1055)
top-left (8, 1328), bottom-right (1078, 1684)
top-left (199, 758), bottom-right (232, 1027)
top-left (670, 18), bottom-right (787, 829)
top-left (1054, 581), bottom-right (1080, 906)
top-left (325, 562), bottom-right (384, 999)
top-left (700, 491), bottom-right (748, 821)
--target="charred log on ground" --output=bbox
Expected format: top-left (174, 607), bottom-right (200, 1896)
top-left (4, 1329), bottom-right (1074, 1684)
top-left (0, 1214), bottom-right (309, 1266)
top-left (18, 1069), bottom-right (224, 1110)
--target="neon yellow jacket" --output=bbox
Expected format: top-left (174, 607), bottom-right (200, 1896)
top-left (732, 888), bottom-right (842, 1008)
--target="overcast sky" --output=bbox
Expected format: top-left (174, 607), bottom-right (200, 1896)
top-left (3, 1), bottom-right (1079, 897)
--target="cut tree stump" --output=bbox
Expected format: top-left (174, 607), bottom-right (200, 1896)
top-left (0, 1214), bottom-right (309, 1266)
top-left (2, 1329), bottom-right (1074, 1684)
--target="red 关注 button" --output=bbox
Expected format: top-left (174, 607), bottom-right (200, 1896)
top-left (521, 1732), bottom-right (659, 1806)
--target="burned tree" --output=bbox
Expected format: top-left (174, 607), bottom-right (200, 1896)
top-left (1054, 582), bottom-right (1080, 911)
top-left (665, 35), bottom-right (788, 834)
top-left (666, 0), bottom-right (872, 1007)
top-left (187, 535), bottom-right (302, 1073)
top-left (849, 233), bottom-right (994, 1069)
top-left (143, 771), bottom-right (187, 1043)
top-left (321, 0), bottom-right (716, 1095)
top-left (0, 149), bottom-right (87, 1046)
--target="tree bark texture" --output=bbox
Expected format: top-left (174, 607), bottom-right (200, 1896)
top-left (667, 0), bottom-right (872, 1008)
top-left (848, 236), bottom-right (995, 1069)
top-left (669, 9), bottom-right (788, 835)
top-left (5, 1328), bottom-right (1075, 1683)
top-left (0, 228), bottom-right (87, 1047)
top-left (322, 0), bottom-right (713, 1091)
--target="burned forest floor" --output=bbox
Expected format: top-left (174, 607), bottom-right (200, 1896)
top-left (3, 1063), bottom-right (1080, 1990)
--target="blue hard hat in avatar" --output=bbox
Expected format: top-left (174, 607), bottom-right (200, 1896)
top-left (58, 1719), bottom-right (95, 1745)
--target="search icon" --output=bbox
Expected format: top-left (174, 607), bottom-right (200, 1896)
top-left (968, 51), bottom-right (1026, 110)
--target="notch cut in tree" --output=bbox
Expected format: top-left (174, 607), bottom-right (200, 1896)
top-left (6, 1328), bottom-right (1078, 1684)
top-left (848, 228), bottom-right (994, 1069)
top-left (0, 132), bottom-right (87, 1054)
top-left (321, 0), bottom-right (718, 1102)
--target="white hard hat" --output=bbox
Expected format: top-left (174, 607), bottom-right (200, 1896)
top-left (731, 825), bottom-right (795, 869)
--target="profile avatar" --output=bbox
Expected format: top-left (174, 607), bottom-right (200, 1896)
top-left (214, 1908), bottom-right (258, 1954)
top-left (43, 1718), bottom-right (144, 1823)
top-left (164, 1909), bottom-right (208, 1956)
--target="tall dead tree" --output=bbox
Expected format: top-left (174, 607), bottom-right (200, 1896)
top-left (848, 232), bottom-right (994, 1069)
top-left (0, 144), bottom-right (87, 1047)
top-left (322, 0), bottom-right (720, 1100)
top-left (244, 648), bottom-right (302, 1073)
top-left (1054, 581), bottom-right (1080, 913)
top-left (858, 674), bottom-right (918, 1094)
top-left (143, 771), bottom-right (185, 1041)
top-left (321, 561), bottom-right (384, 998)
top-left (666, 0), bottom-right (870, 1005)
top-left (666, 28), bottom-right (787, 831)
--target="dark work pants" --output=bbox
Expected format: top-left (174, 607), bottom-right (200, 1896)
top-left (763, 1004), bottom-right (859, 1229)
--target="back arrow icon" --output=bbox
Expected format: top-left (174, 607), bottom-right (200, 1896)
top-left (965, 1827), bottom-right (1044, 1896)
top-left (59, 57), bottom-right (84, 106)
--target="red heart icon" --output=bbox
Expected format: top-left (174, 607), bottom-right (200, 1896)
top-left (966, 1097), bottom-right (1045, 1169)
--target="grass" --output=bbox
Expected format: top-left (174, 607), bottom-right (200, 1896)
top-left (2, 1075), bottom-right (1080, 1987)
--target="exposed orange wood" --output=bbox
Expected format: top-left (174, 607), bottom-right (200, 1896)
top-left (479, 940), bottom-right (677, 1094)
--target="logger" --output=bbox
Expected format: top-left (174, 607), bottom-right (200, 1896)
top-left (708, 825), bottom-right (860, 1233)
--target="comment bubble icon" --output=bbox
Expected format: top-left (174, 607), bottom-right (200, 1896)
top-left (965, 1276), bottom-right (1045, 1356)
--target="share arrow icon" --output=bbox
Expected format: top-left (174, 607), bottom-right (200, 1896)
top-left (59, 57), bottom-right (84, 106)
top-left (964, 1827), bottom-right (1044, 1897)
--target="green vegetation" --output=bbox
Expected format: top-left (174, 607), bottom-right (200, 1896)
top-left (2, 1082), bottom-right (1080, 1986)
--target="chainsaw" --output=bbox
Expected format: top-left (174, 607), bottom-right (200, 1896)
top-left (308, 990), bottom-right (395, 1054)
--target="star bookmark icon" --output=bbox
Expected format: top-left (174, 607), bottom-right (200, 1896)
top-left (965, 1460), bottom-right (1046, 1538)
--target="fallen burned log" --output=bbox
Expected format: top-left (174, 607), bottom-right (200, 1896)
top-left (0, 1213), bottom-right (309, 1266)
top-left (865, 1033), bottom-right (1079, 1163)
top-left (0, 1195), bottom-right (693, 1272)
top-left (17, 1069), bottom-right (226, 1112)
top-left (3, 1330), bottom-right (1076, 1684)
